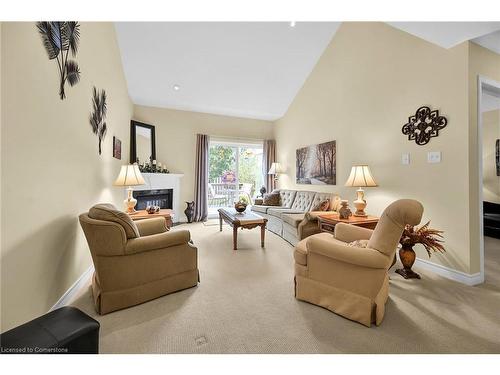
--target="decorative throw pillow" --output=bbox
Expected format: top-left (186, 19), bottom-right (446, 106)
top-left (348, 239), bottom-right (369, 248)
top-left (311, 199), bottom-right (330, 211)
top-left (263, 192), bottom-right (280, 206)
top-left (330, 196), bottom-right (342, 212)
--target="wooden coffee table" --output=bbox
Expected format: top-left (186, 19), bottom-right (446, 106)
top-left (218, 208), bottom-right (268, 250)
top-left (317, 212), bottom-right (379, 234)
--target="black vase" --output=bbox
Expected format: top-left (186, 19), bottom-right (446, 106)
top-left (184, 201), bottom-right (195, 223)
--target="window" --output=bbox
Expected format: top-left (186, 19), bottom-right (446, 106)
top-left (208, 138), bottom-right (263, 217)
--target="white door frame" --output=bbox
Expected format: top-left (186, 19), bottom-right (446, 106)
top-left (477, 75), bottom-right (500, 283)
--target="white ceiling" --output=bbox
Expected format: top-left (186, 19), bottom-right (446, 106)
top-left (387, 22), bottom-right (500, 48)
top-left (482, 92), bottom-right (500, 112)
top-left (116, 22), bottom-right (500, 121)
top-left (472, 29), bottom-right (500, 55)
top-left (115, 22), bottom-right (340, 121)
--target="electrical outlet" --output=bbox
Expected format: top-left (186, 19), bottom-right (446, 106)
top-left (427, 151), bottom-right (441, 163)
top-left (402, 153), bottom-right (410, 165)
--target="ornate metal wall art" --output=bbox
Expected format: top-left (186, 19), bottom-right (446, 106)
top-left (402, 106), bottom-right (448, 146)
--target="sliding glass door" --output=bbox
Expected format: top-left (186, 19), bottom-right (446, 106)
top-left (208, 139), bottom-right (263, 217)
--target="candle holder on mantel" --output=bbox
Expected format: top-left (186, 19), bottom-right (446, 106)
top-left (137, 157), bottom-right (170, 173)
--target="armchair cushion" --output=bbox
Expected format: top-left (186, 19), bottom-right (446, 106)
top-left (89, 203), bottom-right (139, 239)
top-left (307, 235), bottom-right (391, 269)
top-left (135, 217), bottom-right (168, 237)
top-left (334, 222), bottom-right (373, 243)
top-left (125, 230), bottom-right (191, 255)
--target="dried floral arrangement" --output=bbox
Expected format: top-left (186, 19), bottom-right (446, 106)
top-left (399, 221), bottom-right (445, 257)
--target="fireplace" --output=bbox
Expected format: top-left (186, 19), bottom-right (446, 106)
top-left (133, 189), bottom-right (173, 210)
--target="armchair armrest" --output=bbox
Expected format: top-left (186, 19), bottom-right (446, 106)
top-left (305, 211), bottom-right (327, 221)
top-left (334, 222), bottom-right (373, 243)
top-left (135, 217), bottom-right (168, 237)
top-left (125, 230), bottom-right (191, 255)
top-left (307, 235), bottom-right (390, 269)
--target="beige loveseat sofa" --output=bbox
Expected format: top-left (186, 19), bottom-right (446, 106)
top-left (251, 189), bottom-right (342, 245)
top-left (79, 203), bottom-right (199, 314)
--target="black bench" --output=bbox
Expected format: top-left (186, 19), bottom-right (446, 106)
top-left (0, 306), bottom-right (99, 354)
top-left (484, 201), bottom-right (500, 239)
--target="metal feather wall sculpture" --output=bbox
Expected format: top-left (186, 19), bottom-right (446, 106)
top-left (89, 87), bottom-right (107, 155)
top-left (36, 21), bottom-right (81, 100)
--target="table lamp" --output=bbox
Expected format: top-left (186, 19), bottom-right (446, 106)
top-left (268, 162), bottom-right (283, 181)
top-left (113, 163), bottom-right (146, 214)
top-left (344, 165), bottom-right (378, 217)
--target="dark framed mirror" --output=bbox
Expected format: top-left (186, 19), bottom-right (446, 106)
top-left (130, 120), bottom-right (156, 164)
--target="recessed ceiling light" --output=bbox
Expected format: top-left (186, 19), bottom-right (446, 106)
top-left (290, 21), bottom-right (296, 28)
top-left (173, 84), bottom-right (180, 91)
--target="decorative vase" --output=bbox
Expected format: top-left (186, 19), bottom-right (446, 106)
top-left (184, 201), bottom-right (195, 223)
top-left (338, 200), bottom-right (352, 219)
top-left (396, 245), bottom-right (421, 279)
top-left (234, 202), bottom-right (247, 213)
top-left (259, 186), bottom-right (267, 198)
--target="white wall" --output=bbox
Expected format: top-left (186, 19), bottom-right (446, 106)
top-left (274, 22), bottom-right (473, 274)
top-left (1, 22), bottom-right (133, 331)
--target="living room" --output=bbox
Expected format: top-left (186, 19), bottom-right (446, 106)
top-left (1, 0), bottom-right (500, 371)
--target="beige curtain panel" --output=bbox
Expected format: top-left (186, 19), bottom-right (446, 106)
top-left (263, 139), bottom-right (276, 193)
top-left (194, 134), bottom-right (209, 221)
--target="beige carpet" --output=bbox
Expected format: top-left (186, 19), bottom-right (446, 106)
top-left (70, 224), bottom-right (500, 353)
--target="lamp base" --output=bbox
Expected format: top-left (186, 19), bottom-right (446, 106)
top-left (353, 188), bottom-right (368, 217)
top-left (124, 186), bottom-right (138, 214)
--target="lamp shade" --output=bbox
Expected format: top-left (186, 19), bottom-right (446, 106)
top-left (345, 165), bottom-right (378, 187)
top-left (113, 164), bottom-right (146, 186)
top-left (268, 162), bottom-right (282, 175)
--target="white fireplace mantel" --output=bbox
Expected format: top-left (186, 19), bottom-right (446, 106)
top-left (134, 173), bottom-right (184, 222)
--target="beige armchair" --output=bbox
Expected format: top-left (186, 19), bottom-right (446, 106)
top-left (79, 204), bottom-right (199, 315)
top-left (294, 199), bottom-right (423, 327)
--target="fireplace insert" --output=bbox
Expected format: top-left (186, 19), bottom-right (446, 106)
top-left (133, 189), bottom-right (173, 210)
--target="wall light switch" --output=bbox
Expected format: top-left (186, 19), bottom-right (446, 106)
top-left (427, 151), bottom-right (441, 163)
top-left (401, 153), bottom-right (410, 165)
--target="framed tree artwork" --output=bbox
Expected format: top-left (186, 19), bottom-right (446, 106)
top-left (296, 140), bottom-right (336, 185)
top-left (113, 136), bottom-right (122, 160)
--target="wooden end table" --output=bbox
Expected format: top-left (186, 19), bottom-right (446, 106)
top-left (317, 213), bottom-right (379, 234)
top-left (129, 209), bottom-right (173, 228)
top-left (218, 208), bottom-right (268, 250)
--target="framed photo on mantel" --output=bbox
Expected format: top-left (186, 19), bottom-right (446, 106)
top-left (296, 140), bottom-right (336, 185)
top-left (113, 136), bottom-right (122, 160)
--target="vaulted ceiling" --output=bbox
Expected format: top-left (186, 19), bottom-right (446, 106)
top-left (115, 22), bottom-right (500, 121)
top-left (115, 22), bottom-right (340, 121)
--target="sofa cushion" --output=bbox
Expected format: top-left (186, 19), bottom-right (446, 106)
top-left (279, 190), bottom-right (297, 208)
top-left (262, 192), bottom-right (280, 206)
top-left (282, 213), bottom-right (305, 228)
top-left (251, 205), bottom-right (274, 214)
top-left (89, 203), bottom-right (140, 239)
top-left (291, 191), bottom-right (316, 211)
top-left (267, 208), bottom-right (305, 218)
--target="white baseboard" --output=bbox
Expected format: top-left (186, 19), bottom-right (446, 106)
top-left (50, 266), bottom-right (94, 311)
top-left (414, 258), bottom-right (483, 286)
